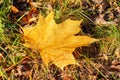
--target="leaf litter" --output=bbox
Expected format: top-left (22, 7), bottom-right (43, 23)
top-left (0, 0), bottom-right (120, 80)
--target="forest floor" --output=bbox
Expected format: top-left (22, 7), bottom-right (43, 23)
top-left (0, 0), bottom-right (120, 80)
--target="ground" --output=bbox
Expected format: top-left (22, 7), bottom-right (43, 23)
top-left (0, 0), bottom-right (120, 80)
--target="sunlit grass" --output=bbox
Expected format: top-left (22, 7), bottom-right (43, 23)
top-left (94, 25), bottom-right (120, 54)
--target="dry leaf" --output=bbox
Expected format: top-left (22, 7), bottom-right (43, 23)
top-left (21, 8), bottom-right (39, 25)
top-left (22, 11), bottom-right (98, 69)
top-left (29, 2), bottom-right (42, 8)
top-left (50, 0), bottom-right (56, 3)
top-left (11, 5), bottom-right (19, 13)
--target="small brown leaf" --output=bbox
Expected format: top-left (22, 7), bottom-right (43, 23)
top-left (11, 5), bottom-right (19, 13)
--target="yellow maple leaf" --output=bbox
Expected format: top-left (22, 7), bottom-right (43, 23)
top-left (22, 11), bottom-right (98, 69)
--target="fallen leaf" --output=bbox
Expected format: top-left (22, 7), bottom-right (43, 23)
top-left (29, 2), bottom-right (42, 8)
top-left (114, 48), bottom-right (120, 58)
top-left (21, 8), bottom-right (39, 25)
top-left (22, 11), bottom-right (98, 69)
top-left (11, 5), bottom-right (19, 13)
top-left (95, 14), bottom-right (117, 26)
top-left (50, 0), bottom-right (56, 3)
top-left (109, 65), bottom-right (120, 72)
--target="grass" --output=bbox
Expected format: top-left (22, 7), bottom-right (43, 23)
top-left (0, 0), bottom-right (120, 80)
top-left (94, 25), bottom-right (120, 54)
